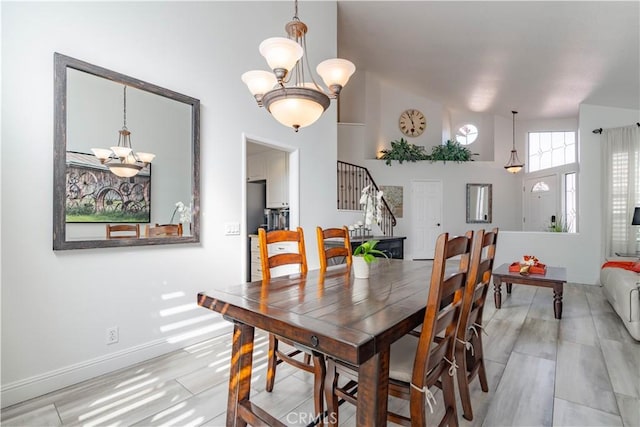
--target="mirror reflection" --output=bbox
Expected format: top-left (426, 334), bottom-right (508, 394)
top-left (53, 53), bottom-right (200, 250)
top-left (466, 183), bottom-right (492, 223)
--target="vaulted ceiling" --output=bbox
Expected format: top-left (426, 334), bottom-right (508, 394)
top-left (337, 1), bottom-right (640, 120)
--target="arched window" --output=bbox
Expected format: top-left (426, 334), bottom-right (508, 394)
top-left (455, 124), bottom-right (478, 145)
top-left (532, 181), bottom-right (550, 192)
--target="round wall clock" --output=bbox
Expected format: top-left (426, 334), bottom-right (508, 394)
top-left (399, 109), bottom-right (426, 137)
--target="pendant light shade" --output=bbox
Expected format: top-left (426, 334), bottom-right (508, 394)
top-left (504, 110), bottom-right (524, 174)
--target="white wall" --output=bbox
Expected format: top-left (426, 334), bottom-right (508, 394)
top-left (1, 1), bottom-right (344, 406)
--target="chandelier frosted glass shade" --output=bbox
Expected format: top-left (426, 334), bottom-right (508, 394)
top-left (262, 87), bottom-right (330, 131)
top-left (259, 37), bottom-right (303, 76)
top-left (316, 58), bottom-right (356, 92)
top-left (504, 150), bottom-right (524, 174)
top-left (241, 70), bottom-right (277, 103)
top-left (107, 163), bottom-right (143, 178)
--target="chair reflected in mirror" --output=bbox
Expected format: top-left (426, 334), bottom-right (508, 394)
top-left (106, 224), bottom-right (140, 239)
top-left (145, 223), bottom-right (183, 238)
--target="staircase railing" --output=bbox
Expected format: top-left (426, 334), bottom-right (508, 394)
top-left (337, 161), bottom-right (397, 236)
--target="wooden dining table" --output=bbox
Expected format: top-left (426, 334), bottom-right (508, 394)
top-left (197, 259), bottom-right (433, 426)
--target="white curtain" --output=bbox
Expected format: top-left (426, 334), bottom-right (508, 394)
top-left (602, 125), bottom-right (640, 256)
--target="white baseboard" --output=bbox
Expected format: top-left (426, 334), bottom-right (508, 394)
top-left (1, 325), bottom-right (232, 408)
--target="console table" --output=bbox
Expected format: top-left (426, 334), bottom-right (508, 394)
top-left (492, 263), bottom-right (567, 319)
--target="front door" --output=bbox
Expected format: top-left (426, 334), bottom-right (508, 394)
top-left (524, 175), bottom-right (558, 231)
top-left (411, 180), bottom-right (443, 259)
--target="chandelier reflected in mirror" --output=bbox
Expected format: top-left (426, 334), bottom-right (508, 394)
top-left (504, 110), bottom-right (524, 174)
top-left (241, 0), bottom-right (356, 132)
top-left (92, 85), bottom-right (155, 178)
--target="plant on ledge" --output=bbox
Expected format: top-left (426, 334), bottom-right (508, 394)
top-left (427, 140), bottom-right (478, 163)
top-left (379, 138), bottom-right (478, 165)
top-left (379, 138), bottom-right (430, 165)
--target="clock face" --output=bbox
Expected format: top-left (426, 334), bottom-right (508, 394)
top-left (399, 109), bottom-right (426, 137)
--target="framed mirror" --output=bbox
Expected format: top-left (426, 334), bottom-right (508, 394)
top-left (466, 183), bottom-right (492, 223)
top-left (53, 53), bottom-right (200, 250)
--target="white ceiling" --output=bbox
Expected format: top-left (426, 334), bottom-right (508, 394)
top-left (337, 1), bottom-right (640, 120)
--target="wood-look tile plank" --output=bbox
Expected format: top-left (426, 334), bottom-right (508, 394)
top-left (586, 290), bottom-right (615, 315)
top-left (553, 397), bottom-right (623, 426)
top-left (482, 352), bottom-right (555, 427)
top-left (555, 340), bottom-right (619, 415)
top-left (0, 403), bottom-right (61, 427)
top-left (558, 314), bottom-right (600, 347)
top-left (483, 318), bottom-right (525, 364)
top-left (512, 317), bottom-right (559, 360)
top-left (615, 393), bottom-right (640, 427)
top-left (593, 313), bottom-right (638, 344)
top-left (131, 381), bottom-right (228, 426)
top-left (457, 360), bottom-right (507, 427)
top-left (600, 339), bottom-right (640, 398)
top-left (56, 379), bottom-right (192, 426)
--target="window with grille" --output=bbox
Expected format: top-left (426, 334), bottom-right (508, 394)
top-left (528, 131), bottom-right (576, 172)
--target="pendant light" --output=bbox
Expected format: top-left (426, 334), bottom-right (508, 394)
top-left (241, 0), bottom-right (356, 132)
top-left (92, 86), bottom-right (155, 178)
top-left (504, 110), bottom-right (524, 174)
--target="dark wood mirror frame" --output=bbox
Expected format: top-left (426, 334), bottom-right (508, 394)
top-left (53, 53), bottom-right (200, 250)
top-left (466, 183), bottom-right (492, 224)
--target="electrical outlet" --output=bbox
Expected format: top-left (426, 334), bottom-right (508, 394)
top-left (106, 327), bottom-right (119, 345)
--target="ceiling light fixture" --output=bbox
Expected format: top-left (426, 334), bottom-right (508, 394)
top-left (92, 86), bottom-right (155, 178)
top-left (241, 0), bottom-right (356, 132)
top-left (504, 110), bottom-right (524, 174)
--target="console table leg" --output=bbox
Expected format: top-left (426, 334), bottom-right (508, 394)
top-left (494, 282), bottom-right (502, 309)
top-left (506, 282), bottom-right (512, 294)
top-left (553, 285), bottom-right (563, 319)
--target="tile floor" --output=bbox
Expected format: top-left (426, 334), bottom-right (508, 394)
top-left (2, 283), bottom-right (639, 426)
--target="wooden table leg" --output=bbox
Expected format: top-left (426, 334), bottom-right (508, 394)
top-left (493, 281), bottom-right (502, 309)
top-left (506, 282), bottom-right (512, 294)
top-left (356, 347), bottom-right (389, 426)
top-left (227, 321), bottom-right (255, 427)
top-left (553, 283), bottom-right (563, 319)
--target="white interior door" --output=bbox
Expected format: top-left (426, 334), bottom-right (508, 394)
top-left (524, 175), bottom-right (558, 231)
top-left (411, 180), bottom-right (442, 259)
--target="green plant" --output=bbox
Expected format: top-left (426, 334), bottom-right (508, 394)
top-left (353, 240), bottom-right (388, 264)
top-left (427, 140), bottom-right (478, 163)
top-left (548, 215), bottom-right (571, 232)
top-left (379, 138), bottom-right (430, 165)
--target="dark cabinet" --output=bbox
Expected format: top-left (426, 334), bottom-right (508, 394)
top-left (352, 236), bottom-right (406, 260)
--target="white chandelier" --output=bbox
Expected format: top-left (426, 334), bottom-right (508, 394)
top-left (92, 86), bottom-right (155, 178)
top-left (241, 0), bottom-right (356, 132)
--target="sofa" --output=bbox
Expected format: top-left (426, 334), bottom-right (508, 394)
top-left (600, 262), bottom-right (640, 341)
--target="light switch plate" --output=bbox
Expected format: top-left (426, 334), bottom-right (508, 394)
top-left (225, 222), bottom-right (240, 235)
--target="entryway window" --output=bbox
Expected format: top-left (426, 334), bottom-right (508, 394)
top-left (528, 131), bottom-right (576, 172)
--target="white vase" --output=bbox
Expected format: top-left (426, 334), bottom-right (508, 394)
top-left (353, 256), bottom-right (370, 279)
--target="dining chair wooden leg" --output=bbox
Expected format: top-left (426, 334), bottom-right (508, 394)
top-left (266, 334), bottom-right (278, 392)
top-left (455, 342), bottom-right (474, 421)
top-left (324, 358), bottom-right (340, 427)
top-left (408, 386), bottom-right (427, 427)
top-left (441, 370), bottom-right (459, 427)
top-left (304, 353), bottom-right (311, 365)
top-left (474, 333), bottom-right (489, 392)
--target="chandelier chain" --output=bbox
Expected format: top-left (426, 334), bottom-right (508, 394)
top-left (123, 86), bottom-right (127, 130)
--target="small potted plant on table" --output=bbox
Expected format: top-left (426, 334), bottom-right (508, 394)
top-left (352, 240), bottom-right (388, 279)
